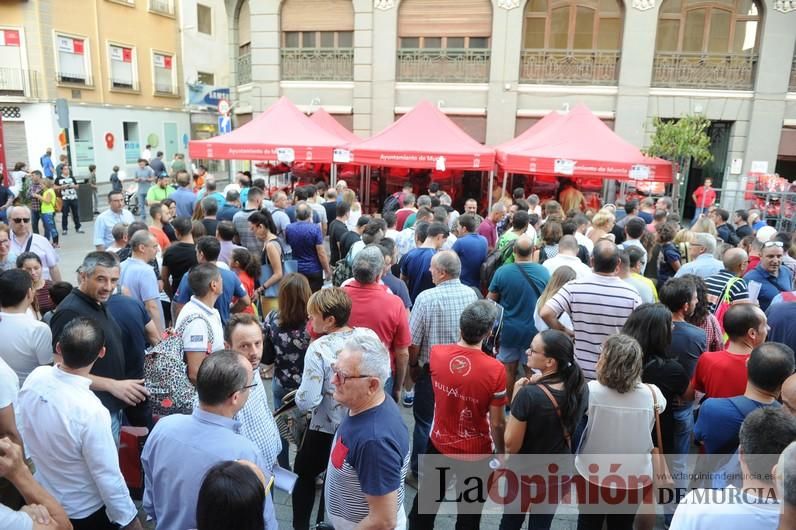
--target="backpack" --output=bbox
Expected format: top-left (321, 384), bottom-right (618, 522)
top-left (480, 240), bottom-right (516, 293)
top-left (144, 312), bottom-right (214, 417)
top-left (382, 192), bottom-right (402, 215)
top-left (332, 247), bottom-right (355, 287)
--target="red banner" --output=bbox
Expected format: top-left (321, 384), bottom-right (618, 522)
top-left (122, 47), bottom-right (132, 63)
top-left (0, 116), bottom-right (8, 188)
top-left (73, 38), bottom-right (84, 55)
top-left (163, 55), bottom-right (172, 69)
top-left (1, 30), bottom-right (20, 47)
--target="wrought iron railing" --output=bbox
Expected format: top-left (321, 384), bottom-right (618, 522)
top-left (149, 0), bottom-right (174, 15)
top-left (280, 48), bottom-right (354, 81)
top-left (396, 48), bottom-right (490, 83)
top-left (56, 72), bottom-right (92, 87)
top-left (237, 53), bottom-right (251, 85)
top-left (790, 55), bottom-right (796, 92)
top-left (652, 52), bottom-right (757, 90)
top-left (519, 49), bottom-right (620, 85)
top-left (0, 68), bottom-right (41, 97)
top-left (110, 78), bottom-right (140, 91)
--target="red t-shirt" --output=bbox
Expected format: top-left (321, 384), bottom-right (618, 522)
top-left (744, 256), bottom-right (760, 275)
top-left (395, 208), bottom-right (414, 231)
top-left (691, 349), bottom-right (750, 398)
top-left (343, 280), bottom-right (411, 372)
top-left (693, 186), bottom-right (716, 208)
top-left (429, 344), bottom-right (508, 457)
top-left (236, 270), bottom-right (255, 314)
top-left (149, 226), bottom-right (170, 252)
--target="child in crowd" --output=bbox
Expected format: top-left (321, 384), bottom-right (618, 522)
top-left (38, 178), bottom-right (59, 247)
top-left (230, 247), bottom-right (259, 315)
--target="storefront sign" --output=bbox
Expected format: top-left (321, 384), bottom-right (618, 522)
top-left (186, 84), bottom-right (231, 108)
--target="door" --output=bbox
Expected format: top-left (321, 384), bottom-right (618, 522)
top-left (72, 120), bottom-right (95, 173)
top-left (164, 122), bottom-right (178, 159)
top-left (682, 121), bottom-right (731, 219)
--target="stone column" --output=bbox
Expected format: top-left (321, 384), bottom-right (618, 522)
top-left (370, 0), bottom-right (400, 133)
top-left (485, 0), bottom-right (525, 145)
top-left (248, 0), bottom-right (281, 112)
top-left (352, 0), bottom-right (375, 136)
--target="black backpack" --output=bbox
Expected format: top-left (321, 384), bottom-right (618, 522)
top-left (479, 241), bottom-right (516, 293)
top-left (382, 192), bottom-right (401, 215)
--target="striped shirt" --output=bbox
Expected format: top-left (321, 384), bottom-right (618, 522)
top-left (545, 273), bottom-right (641, 379)
top-left (410, 280), bottom-right (478, 366)
top-left (705, 270), bottom-right (749, 313)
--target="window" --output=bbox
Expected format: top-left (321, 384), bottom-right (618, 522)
top-left (149, 0), bottom-right (175, 15)
top-left (123, 122), bottom-right (140, 164)
top-left (197, 71), bottom-right (214, 85)
top-left (281, 31), bottom-right (353, 49)
top-left (109, 44), bottom-right (136, 89)
top-left (56, 34), bottom-right (89, 84)
top-left (522, 0), bottom-right (623, 50)
top-left (153, 51), bottom-right (176, 94)
top-left (0, 29), bottom-right (25, 95)
top-left (197, 4), bottom-right (212, 35)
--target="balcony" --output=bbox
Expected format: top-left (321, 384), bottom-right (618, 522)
top-left (56, 72), bottom-right (93, 87)
top-left (396, 48), bottom-right (490, 83)
top-left (790, 55), bottom-right (796, 92)
top-left (149, 0), bottom-right (174, 16)
top-left (280, 48), bottom-right (353, 81)
top-left (110, 78), bottom-right (140, 91)
top-left (154, 83), bottom-right (178, 96)
top-left (652, 52), bottom-right (757, 90)
top-left (520, 49), bottom-right (620, 86)
top-left (236, 53), bottom-right (251, 85)
top-left (0, 68), bottom-right (41, 98)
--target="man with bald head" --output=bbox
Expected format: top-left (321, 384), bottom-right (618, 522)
top-left (541, 240), bottom-right (641, 379)
top-left (488, 236), bottom-right (550, 399)
top-left (705, 247), bottom-right (750, 312)
top-left (8, 205), bottom-right (61, 282)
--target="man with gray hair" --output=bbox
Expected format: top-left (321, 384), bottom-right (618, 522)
top-left (108, 222), bottom-right (129, 253)
top-left (676, 232), bottom-right (724, 279)
top-left (142, 350), bottom-right (277, 530)
top-left (343, 246), bottom-right (411, 401)
top-left (324, 329), bottom-right (410, 530)
top-left (477, 202), bottom-right (507, 251)
top-left (705, 247), bottom-right (750, 312)
top-left (8, 205), bottom-right (61, 281)
top-left (407, 250), bottom-right (478, 483)
top-left (120, 230), bottom-right (165, 333)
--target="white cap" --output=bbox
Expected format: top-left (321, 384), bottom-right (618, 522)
top-left (756, 225), bottom-right (777, 243)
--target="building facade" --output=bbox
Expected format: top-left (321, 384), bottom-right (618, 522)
top-left (0, 0), bottom-right (190, 181)
top-left (225, 0), bottom-right (796, 209)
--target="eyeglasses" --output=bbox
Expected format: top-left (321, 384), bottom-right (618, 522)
top-left (331, 365), bottom-right (374, 385)
top-left (12, 218), bottom-right (30, 224)
top-left (763, 241), bottom-right (784, 249)
top-left (229, 382), bottom-right (257, 397)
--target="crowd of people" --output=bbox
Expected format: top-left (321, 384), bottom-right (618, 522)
top-left (0, 166), bottom-right (794, 530)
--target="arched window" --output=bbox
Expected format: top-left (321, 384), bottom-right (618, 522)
top-left (520, 0), bottom-right (623, 85)
top-left (280, 0), bottom-right (354, 80)
top-left (235, 0), bottom-right (251, 85)
top-left (653, 0), bottom-right (760, 89)
top-left (396, 0), bottom-right (492, 83)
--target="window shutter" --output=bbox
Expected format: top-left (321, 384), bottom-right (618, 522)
top-left (281, 0), bottom-right (354, 32)
top-left (399, 0), bottom-right (492, 37)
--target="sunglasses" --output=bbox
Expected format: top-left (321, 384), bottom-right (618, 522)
top-left (763, 241), bottom-right (784, 248)
top-left (12, 218), bottom-right (31, 224)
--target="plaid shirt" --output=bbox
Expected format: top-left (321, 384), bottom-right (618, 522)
top-left (410, 279), bottom-right (478, 365)
top-left (234, 370), bottom-right (282, 471)
top-left (27, 182), bottom-right (43, 211)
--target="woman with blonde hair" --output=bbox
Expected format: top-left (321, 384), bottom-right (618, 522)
top-left (533, 265), bottom-right (576, 332)
top-left (587, 209), bottom-right (615, 244)
top-left (674, 227), bottom-right (696, 265)
top-left (575, 333), bottom-right (666, 530)
top-left (691, 215), bottom-right (717, 238)
top-left (342, 188), bottom-right (362, 230)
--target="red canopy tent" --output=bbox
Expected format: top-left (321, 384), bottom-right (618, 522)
top-left (310, 108), bottom-right (360, 145)
top-left (350, 100), bottom-right (495, 170)
top-left (496, 105), bottom-right (672, 183)
top-left (188, 97), bottom-right (345, 163)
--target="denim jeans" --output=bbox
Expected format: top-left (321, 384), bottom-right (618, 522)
top-left (41, 213), bottom-right (58, 244)
top-left (272, 377), bottom-right (291, 470)
top-left (691, 207), bottom-right (709, 227)
top-left (137, 192), bottom-right (148, 220)
top-left (410, 365), bottom-right (434, 477)
top-left (31, 209), bottom-right (41, 235)
top-left (666, 403), bottom-right (695, 523)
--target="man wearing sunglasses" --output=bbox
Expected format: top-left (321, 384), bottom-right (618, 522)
top-left (743, 240), bottom-right (792, 311)
top-left (7, 206), bottom-right (61, 282)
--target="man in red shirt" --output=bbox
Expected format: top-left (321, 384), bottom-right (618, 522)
top-left (343, 246), bottom-right (411, 402)
top-left (407, 300), bottom-right (507, 529)
top-left (394, 192), bottom-right (417, 231)
top-left (691, 177), bottom-right (717, 227)
top-left (686, 303), bottom-right (768, 400)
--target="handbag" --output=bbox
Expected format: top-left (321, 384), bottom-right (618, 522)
top-left (144, 312), bottom-right (214, 417)
top-left (646, 384), bottom-right (674, 489)
top-left (260, 239), bottom-right (297, 297)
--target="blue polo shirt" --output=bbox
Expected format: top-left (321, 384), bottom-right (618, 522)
top-left (743, 265), bottom-right (793, 311)
top-left (174, 266), bottom-right (247, 324)
top-left (452, 233), bottom-right (488, 288)
top-left (171, 187), bottom-right (196, 218)
top-left (285, 220), bottom-right (324, 275)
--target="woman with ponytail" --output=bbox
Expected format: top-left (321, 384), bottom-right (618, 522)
top-left (501, 329), bottom-right (588, 530)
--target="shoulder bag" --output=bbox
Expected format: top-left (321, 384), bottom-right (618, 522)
top-left (514, 263), bottom-right (543, 298)
top-left (260, 238), bottom-right (297, 297)
top-left (537, 383), bottom-right (571, 449)
top-left (144, 312), bottom-right (214, 417)
top-left (646, 383), bottom-right (674, 490)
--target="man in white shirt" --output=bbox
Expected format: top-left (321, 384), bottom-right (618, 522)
top-left (671, 407), bottom-right (795, 530)
top-left (0, 269), bottom-right (53, 385)
top-left (17, 317), bottom-right (143, 530)
top-left (93, 191), bottom-right (135, 251)
top-left (542, 235), bottom-right (592, 279)
top-left (573, 214), bottom-right (594, 255)
top-left (176, 263), bottom-right (225, 385)
top-left (8, 206), bottom-right (61, 282)
top-left (620, 217), bottom-right (648, 272)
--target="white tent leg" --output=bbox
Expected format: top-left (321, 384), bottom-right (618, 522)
top-left (331, 163), bottom-right (337, 187)
top-left (488, 170), bottom-right (495, 212)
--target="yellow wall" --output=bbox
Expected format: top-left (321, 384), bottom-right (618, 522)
top-left (50, 0), bottom-right (181, 108)
top-left (0, 5), bottom-right (25, 26)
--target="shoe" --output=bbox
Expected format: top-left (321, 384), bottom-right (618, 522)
top-left (405, 472), bottom-right (418, 490)
top-left (402, 390), bottom-right (414, 408)
top-left (61, 230), bottom-right (67, 236)
top-left (75, 229), bottom-right (85, 234)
